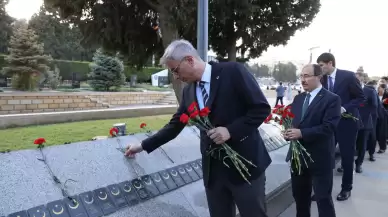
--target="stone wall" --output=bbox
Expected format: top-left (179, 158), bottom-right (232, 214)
top-left (0, 92), bottom-right (169, 115)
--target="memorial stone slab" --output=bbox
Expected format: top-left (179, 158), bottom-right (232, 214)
top-left (62, 196), bottom-right (88, 217)
top-left (46, 200), bottom-right (71, 217)
top-left (0, 125), bottom-right (289, 217)
top-left (78, 191), bottom-right (103, 217)
top-left (27, 205), bottom-right (51, 217)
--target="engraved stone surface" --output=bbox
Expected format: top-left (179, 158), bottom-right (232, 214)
top-left (0, 125), bottom-right (289, 217)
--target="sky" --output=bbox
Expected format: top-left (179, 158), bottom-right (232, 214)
top-left (6, 0), bottom-right (388, 76)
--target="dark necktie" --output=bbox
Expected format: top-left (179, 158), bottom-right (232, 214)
top-left (328, 76), bottom-right (334, 92)
top-left (199, 81), bottom-right (209, 105)
top-left (301, 93), bottom-right (311, 119)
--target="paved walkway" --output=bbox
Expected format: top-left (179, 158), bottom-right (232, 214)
top-left (279, 151), bottom-right (388, 217)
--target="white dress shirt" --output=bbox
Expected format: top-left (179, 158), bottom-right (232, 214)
top-left (305, 85), bottom-right (322, 105)
top-left (328, 68), bottom-right (337, 88)
top-left (196, 63), bottom-right (212, 109)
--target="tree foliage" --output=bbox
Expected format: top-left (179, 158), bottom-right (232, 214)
top-left (28, 5), bottom-right (96, 61)
top-left (44, 0), bottom-right (320, 101)
top-left (0, 0), bottom-right (15, 53)
top-left (1, 21), bottom-right (52, 90)
top-left (210, 0), bottom-right (321, 61)
top-left (272, 62), bottom-right (297, 82)
top-left (88, 48), bottom-right (126, 91)
top-left (250, 63), bottom-right (271, 77)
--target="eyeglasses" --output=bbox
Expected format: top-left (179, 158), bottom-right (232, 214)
top-left (169, 58), bottom-right (186, 75)
top-left (299, 74), bottom-right (315, 79)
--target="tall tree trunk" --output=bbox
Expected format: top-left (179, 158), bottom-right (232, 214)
top-left (159, 7), bottom-right (186, 105)
top-left (227, 41), bottom-right (237, 62)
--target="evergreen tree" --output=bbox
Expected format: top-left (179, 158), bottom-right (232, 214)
top-left (1, 20), bottom-right (52, 90)
top-left (88, 49), bottom-right (126, 91)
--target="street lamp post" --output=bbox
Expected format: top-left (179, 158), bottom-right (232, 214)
top-left (197, 0), bottom-right (208, 62)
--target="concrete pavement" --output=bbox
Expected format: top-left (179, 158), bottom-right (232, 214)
top-left (279, 151), bottom-right (388, 217)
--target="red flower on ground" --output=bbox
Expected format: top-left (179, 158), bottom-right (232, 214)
top-left (188, 102), bottom-right (199, 113)
top-left (34, 138), bottom-right (46, 145)
top-left (109, 127), bottom-right (119, 137)
top-left (199, 107), bottom-right (210, 117)
top-left (140, 123), bottom-right (147, 128)
top-left (180, 113), bottom-right (190, 124)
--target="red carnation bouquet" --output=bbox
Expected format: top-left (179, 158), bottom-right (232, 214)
top-left (139, 122), bottom-right (174, 163)
top-left (180, 102), bottom-right (256, 184)
top-left (264, 105), bottom-right (314, 175)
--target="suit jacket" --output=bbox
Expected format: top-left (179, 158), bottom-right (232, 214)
top-left (382, 89), bottom-right (388, 109)
top-left (141, 62), bottom-right (272, 186)
top-left (359, 86), bottom-right (377, 130)
top-left (291, 88), bottom-right (341, 172)
top-left (321, 69), bottom-right (366, 129)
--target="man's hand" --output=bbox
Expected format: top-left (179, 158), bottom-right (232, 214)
top-left (285, 128), bottom-right (302, 140)
top-left (341, 106), bottom-right (346, 114)
top-left (207, 127), bottom-right (231, 145)
top-left (124, 143), bottom-right (144, 157)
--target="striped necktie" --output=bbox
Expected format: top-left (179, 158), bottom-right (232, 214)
top-left (199, 81), bottom-right (209, 105)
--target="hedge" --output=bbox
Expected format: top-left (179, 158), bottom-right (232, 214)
top-left (0, 55), bottom-right (163, 83)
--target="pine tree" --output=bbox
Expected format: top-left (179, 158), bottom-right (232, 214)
top-left (1, 20), bottom-right (52, 90)
top-left (88, 49), bottom-right (126, 91)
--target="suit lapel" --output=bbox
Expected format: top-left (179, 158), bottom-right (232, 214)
top-left (321, 75), bottom-right (328, 90)
top-left (206, 63), bottom-right (223, 109)
top-left (300, 88), bottom-right (326, 124)
top-left (187, 82), bottom-right (199, 108)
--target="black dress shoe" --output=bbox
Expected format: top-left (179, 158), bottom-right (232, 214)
top-left (311, 195), bottom-right (316, 201)
top-left (377, 149), bottom-right (386, 154)
top-left (369, 155), bottom-right (376, 161)
top-left (337, 167), bottom-right (344, 173)
top-left (355, 165), bottom-right (363, 173)
top-left (337, 190), bottom-right (351, 201)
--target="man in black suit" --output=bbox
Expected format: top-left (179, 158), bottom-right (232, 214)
top-left (285, 64), bottom-right (340, 217)
top-left (376, 83), bottom-right (387, 154)
top-left (354, 73), bottom-right (377, 172)
top-left (364, 80), bottom-right (380, 160)
top-left (124, 39), bottom-right (272, 217)
top-left (317, 53), bottom-right (365, 201)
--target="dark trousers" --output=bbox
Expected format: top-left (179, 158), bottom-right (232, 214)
top-left (336, 120), bottom-right (358, 191)
top-left (205, 173), bottom-right (267, 217)
top-left (275, 96), bottom-right (283, 106)
top-left (376, 117), bottom-right (387, 151)
top-left (356, 129), bottom-right (371, 166)
top-left (367, 117), bottom-right (378, 155)
top-left (292, 169), bottom-right (336, 217)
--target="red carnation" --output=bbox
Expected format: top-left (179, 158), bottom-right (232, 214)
top-left (190, 110), bottom-right (199, 119)
top-left (188, 102), bottom-right (199, 113)
top-left (140, 123), bottom-right (147, 128)
top-left (109, 127), bottom-right (119, 137)
top-left (180, 113), bottom-right (190, 124)
top-left (287, 112), bottom-right (295, 118)
top-left (34, 138), bottom-right (46, 145)
top-left (384, 98), bottom-right (388, 105)
top-left (199, 107), bottom-right (210, 117)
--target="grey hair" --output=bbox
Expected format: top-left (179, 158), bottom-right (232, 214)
top-left (159, 39), bottom-right (200, 65)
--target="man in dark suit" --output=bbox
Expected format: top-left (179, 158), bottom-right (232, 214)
top-left (285, 64), bottom-right (340, 217)
top-left (364, 80), bottom-right (380, 160)
top-left (317, 53), bottom-right (366, 201)
top-left (124, 39), bottom-right (272, 217)
top-left (354, 73), bottom-right (377, 173)
top-left (376, 83), bottom-right (387, 154)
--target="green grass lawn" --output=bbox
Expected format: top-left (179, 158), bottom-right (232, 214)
top-left (0, 115), bottom-right (172, 152)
